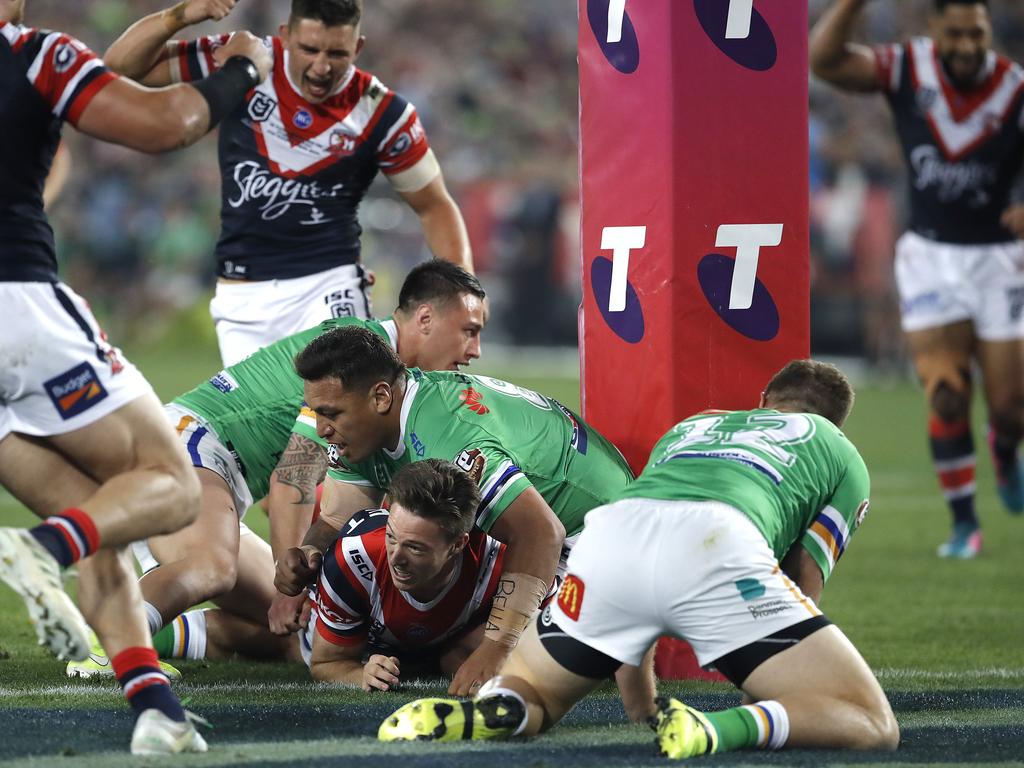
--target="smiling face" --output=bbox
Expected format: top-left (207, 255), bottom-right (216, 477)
top-left (385, 503), bottom-right (467, 600)
top-left (303, 376), bottom-right (393, 463)
top-left (930, 3), bottom-right (992, 89)
top-left (413, 294), bottom-right (487, 372)
top-left (279, 18), bottom-right (363, 103)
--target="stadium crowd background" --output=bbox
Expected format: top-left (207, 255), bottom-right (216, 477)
top-left (29, 0), bottom-right (1024, 362)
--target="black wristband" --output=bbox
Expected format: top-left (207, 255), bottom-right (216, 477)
top-left (191, 55), bottom-right (260, 129)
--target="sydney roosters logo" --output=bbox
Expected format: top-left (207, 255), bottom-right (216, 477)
top-left (459, 387), bottom-right (489, 415)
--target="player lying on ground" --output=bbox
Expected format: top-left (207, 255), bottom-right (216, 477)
top-left (380, 360), bottom-right (900, 759)
top-left (0, 0), bottom-right (270, 754)
top-left (275, 326), bottom-right (653, 719)
top-left (311, 460), bottom-right (506, 690)
top-left (65, 261), bottom-right (486, 677)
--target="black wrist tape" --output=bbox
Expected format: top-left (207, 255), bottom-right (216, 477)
top-left (191, 55), bottom-right (260, 129)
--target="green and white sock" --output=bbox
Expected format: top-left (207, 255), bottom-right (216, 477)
top-left (152, 609), bottom-right (208, 660)
top-left (704, 700), bottom-right (789, 752)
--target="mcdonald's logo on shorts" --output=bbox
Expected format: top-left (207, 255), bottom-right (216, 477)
top-left (557, 574), bottom-right (586, 621)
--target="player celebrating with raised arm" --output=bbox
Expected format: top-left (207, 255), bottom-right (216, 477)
top-left (275, 326), bottom-right (652, 716)
top-left (64, 261), bottom-right (486, 676)
top-left (105, 0), bottom-right (474, 366)
top-left (380, 361), bottom-right (900, 760)
top-left (810, 0), bottom-right (1024, 558)
top-left (311, 460), bottom-right (506, 691)
top-left (0, 0), bottom-right (270, 754)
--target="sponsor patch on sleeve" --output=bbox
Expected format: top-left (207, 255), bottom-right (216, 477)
top-left (44, 362), bottom-right (108, 420)
top-left (454, 448), bottom-right (487, 483)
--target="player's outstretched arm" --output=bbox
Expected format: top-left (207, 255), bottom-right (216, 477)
top-left (399, 173), bottom-right (475, 274)
top-left (77, 32), bottom-right (269, 153)
top-left (104, 0), bottom-right (239, 85)
top-left (448, 488), bottom-right (563, 697)
top-left (267, 432), bottom-right (328, 564)
top-left (809, 0), bottom-right (880, 92)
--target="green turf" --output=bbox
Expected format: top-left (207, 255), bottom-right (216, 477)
top-left (0, 336), bottom-right (1022, 764)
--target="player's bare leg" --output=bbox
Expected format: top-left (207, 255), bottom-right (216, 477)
top-left (906, 322), bottom-right (982, 557)
top-left (977, 338), bottom-right (1024, 514)
top-left (614, 646), bottom-right (657, 724)
top-left (139, 468), bottom-right (241, 631)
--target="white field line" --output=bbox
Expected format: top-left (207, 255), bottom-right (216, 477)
top-left (874, 667), bottom-right (1024, 681)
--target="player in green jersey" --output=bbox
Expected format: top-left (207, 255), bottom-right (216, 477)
top-left (274, 325), bottom-right (647, 708)
top-left (66, 261), bottom-right (486, 677)
top-left (379, 360), bottom-right (900, 758)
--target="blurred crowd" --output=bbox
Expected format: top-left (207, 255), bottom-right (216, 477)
top-left (23, 1), bottom-right (1024, 358)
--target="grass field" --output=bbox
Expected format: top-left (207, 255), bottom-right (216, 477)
top-left (1, 335), bottom-right (1023, 766)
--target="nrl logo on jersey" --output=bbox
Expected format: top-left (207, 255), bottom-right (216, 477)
top-left (247, 92), bottom-right (277, 122)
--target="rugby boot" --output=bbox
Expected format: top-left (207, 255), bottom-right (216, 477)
top-left (995, 458), bottom-right (1024, 515)
top-left (655, 696), bottom-right (718, 760)
top-left (0, 528), bottom-right (90, 661)
top-left (67, 630), bottom-right (181, 680)
top-left (378, 695), bottom-right (524, 742)
top-left (130, 710), bottom-right (208, 755)
top-left (936, 522), bottom-right (982, 559)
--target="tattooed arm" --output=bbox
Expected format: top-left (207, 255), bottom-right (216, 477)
top-left (267, 432), bottom-right (329, 564)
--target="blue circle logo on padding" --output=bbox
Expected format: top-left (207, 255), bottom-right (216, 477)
top-left (693, 0), bottom-right (777, 71)
top-left (697, 253), bottom-right (779, 341)
top-left (587, 0), bottom-right (640, 74)
top-left (591, 256), bottom-right (645, 343)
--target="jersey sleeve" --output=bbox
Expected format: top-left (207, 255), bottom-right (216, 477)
top-left (313, 536), bottom-right (371, 647)
top-left (165, 33), bottom-right (232, 83)
top-left (453, 444), bottom-right (534, 533)
top-left (25, 31), bottom-right (117, 126)
top-left (872, 42), bottom-right (904, 94)
top-left (799, 450), bottom-right (871, 583)
top-left (375, 95), bottom-right (438, 192)
top-left (291, 405), bottom-right (321, 443)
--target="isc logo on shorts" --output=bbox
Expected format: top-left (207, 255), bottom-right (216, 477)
top-left (557, 574), bottom-right (586, 621)
top-left (44, 362), bottom-right (108, 420)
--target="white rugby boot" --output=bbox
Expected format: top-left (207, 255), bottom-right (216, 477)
top-left (0, 527), bottom-right (90, 661)
top-left (130, 710), bottom-right (209, 755)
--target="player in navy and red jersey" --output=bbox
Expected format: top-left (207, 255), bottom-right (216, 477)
top-left (811, 0), bottom-right (1024, 558)
top-left (105, 0), bottom-right (474, 366)
top-left (0, 0), bottom-right (271, 753)
top-left (310, 460), bottom-right (506, 691)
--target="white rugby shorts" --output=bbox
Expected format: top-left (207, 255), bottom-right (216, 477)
top-left (210, 263), bottom-right (372, 366)
top-left (549, 498), bottom-right (822, 668)
top-left (0, 282), bottom-right (151, 441)
top-left (895, 232), bottom-right (1024, 339)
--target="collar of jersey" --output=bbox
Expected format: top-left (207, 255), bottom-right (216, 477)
top-left (381, 318), bottom-right (399, 352)
top-left (384, 372), bottom-right (419, 460)
top-left (398, 551), bottom-right (464, 611)
top-left (281, 47), bottom-right (356, 102)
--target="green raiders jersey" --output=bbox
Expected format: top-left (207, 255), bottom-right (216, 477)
top-left (620, 409), bottom-right (870, 582)
top-left (325, 369), bottom-right (634, 536)
top-left (173, 317), bottom-right (396, 501)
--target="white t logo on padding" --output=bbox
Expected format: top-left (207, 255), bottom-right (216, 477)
top-left (725, 0), bottom-right (754, 39)
top-left (606, 0), bottom-right (627, 43)
top-left (715, 223), bottom-right (783, 310)
top-left (601, 226), bottom-right (646, 312)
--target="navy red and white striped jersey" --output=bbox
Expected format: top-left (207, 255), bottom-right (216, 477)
top-left (1, 22), bottom-right (116, 282)
top-left (873, 37), bottom-right (1024, 244)
top-left (168, 35), bottom-right (435, 280)
top-left (314, 510), bottom-right (505, 655)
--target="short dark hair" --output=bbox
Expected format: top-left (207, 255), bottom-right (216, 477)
top-left (294, 325), bottom-right (405, 391)
top-left (934, 0), bottom-right (988, 12)
top-left (397, 260), bottom-right (486, 314)
top-left (289, 0), bottom-right (361, 28)
top-left (762, 360), bottom-right (854, 427)
top-left (387, 459), bottom-right (480, 541)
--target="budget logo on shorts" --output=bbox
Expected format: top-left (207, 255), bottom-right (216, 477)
top-left (44, 362), bottom-right (108, 420)
top-left (557, 574), bottom-right (586, 621)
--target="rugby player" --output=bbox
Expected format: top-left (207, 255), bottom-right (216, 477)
top-left (275, 327), bottom-right (654, 721)
top-left (64, 261), bottom-right (485, 675)
top-left (811, 0), bottom-right (1024, 558)
top-left (105, 0), bottom-right (473, 366)
top-left (379, 361), bottom-right (901, 759)
top-left (0, 0), bottom-right (270, 754)
top-left (311, 460), bottom-right (505, 691)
